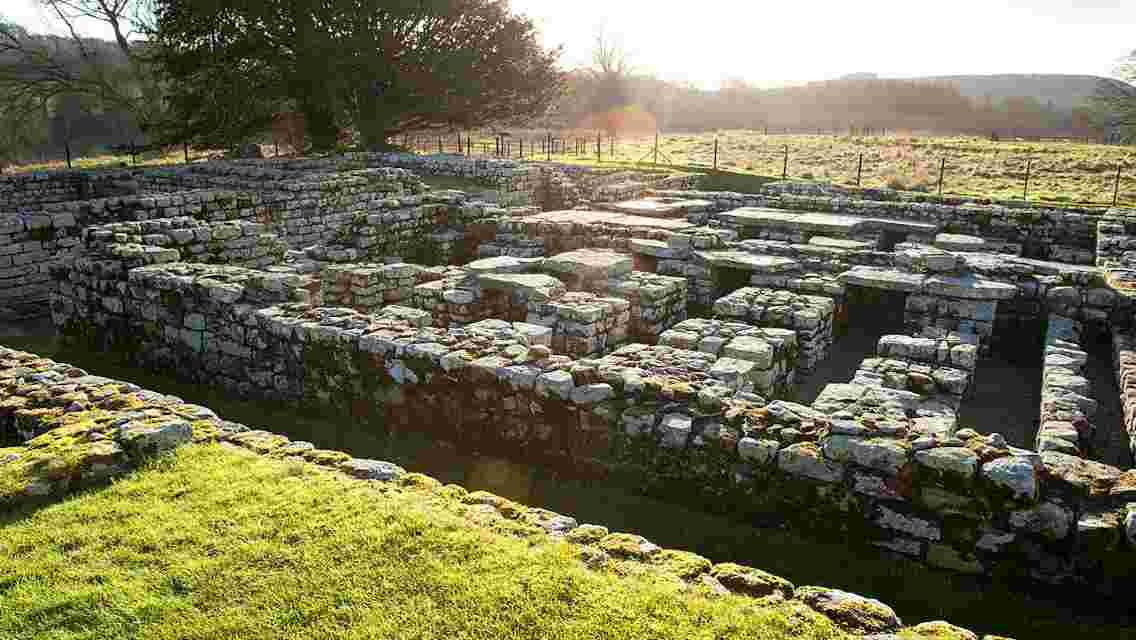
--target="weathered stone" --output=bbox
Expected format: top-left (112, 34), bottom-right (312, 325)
top-left (981, 457), bottom-right (1038, 502)
top-left (339, 458), bottom-right (405, 481)
top-left (777, 442), bottom-right (844, 483)
top-left (796, 587), bottom-right (902, 634)
top-left (708, 563), bottom-right (794, 599)
top-left (738, 438), bottom-right (780, 466)
top-left (115, 419), bottom-right (193, 457)
top-left (915, 447), bottom-right (978, 482)
top-left (823, 435), bottom-right (909, 475)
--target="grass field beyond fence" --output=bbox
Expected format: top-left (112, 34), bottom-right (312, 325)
top-left (6, 131), bottom-right (1133, 208)
top-left (412, 131), bottom-right (1136, 208)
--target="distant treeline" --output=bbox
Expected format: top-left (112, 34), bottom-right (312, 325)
top-left (551, 73), bottom-right (1106, 137)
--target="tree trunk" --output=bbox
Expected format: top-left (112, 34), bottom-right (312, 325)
top-left (356, 94), bottom-right (398, 151)
top-left (302, 100), bottom-right (338, 151)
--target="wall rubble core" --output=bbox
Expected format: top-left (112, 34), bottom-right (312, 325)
top-left (5, 157), bottom-right (1136, 613)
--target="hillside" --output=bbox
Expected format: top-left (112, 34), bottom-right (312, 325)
top-left (915, 74), bottom-right (1136, 112)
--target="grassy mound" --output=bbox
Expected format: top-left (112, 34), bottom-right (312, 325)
top-left (0, 444), bottom-right (845, 640)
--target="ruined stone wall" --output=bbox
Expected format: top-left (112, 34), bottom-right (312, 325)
top-left (83, 217), bottom-right (288, 269)
top-left (0, 342), bottom-right (1017, 640)
top-left (657, 188), bottom-right (1103, 262)
top-left (310, 195), bottom-right (510, 267)
top-left (1112, 330), bottom-right (1136, 459)
top-left (0, 169), bottom-right (143, 208)
top-left (48, 261), bottom-right (1136, 589)
top-left (1038, 316), bottom-right (1100, 458)
top-left (0, 189), bottom-right (263, 319)
top-left (713, 287), bottom-right (836, 372)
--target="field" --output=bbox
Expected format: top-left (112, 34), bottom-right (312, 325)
top-left (7, 132), bottom-right (1134, 208)
top-left (444, 131), bottom-right (1136, 208)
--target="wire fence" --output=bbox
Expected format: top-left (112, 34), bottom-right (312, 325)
top-left (400, 130), bottom-right (1135, 208)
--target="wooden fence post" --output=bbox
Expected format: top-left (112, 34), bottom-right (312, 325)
top-left (1115, 164), bottom-right (1123, 207)
top-left (713, 137), bottom-right (719, 171)
top-left (1023, 158), bottom-right (1032, 200)
top-left (938, 158), bottom-right (946, 196)
top-left (856, 153), bottom-right (863, 186)
top-left (782, 145), bottom-right (788, 179)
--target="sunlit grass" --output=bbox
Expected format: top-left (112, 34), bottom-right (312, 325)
top-left (453, 131), bottom-right (1135, 206)
top-left (0, 444), bottom-right (846, 640)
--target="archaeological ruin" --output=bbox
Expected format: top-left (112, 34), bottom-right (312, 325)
top-left (3, 152), bottom-right (1136, 637)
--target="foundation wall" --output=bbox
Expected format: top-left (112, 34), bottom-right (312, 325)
top-left (47, 259), bottom-right (1136, 590)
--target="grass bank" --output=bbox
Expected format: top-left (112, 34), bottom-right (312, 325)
top-left (0, 444), bottom-right (847, 640)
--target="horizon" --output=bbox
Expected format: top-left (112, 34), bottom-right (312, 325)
top-left (4, 0), bottom-right (1134, 90)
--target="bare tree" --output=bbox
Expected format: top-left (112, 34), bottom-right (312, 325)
top-left (0, 0), bottom-right (162, 157)
top-left (591, 23), bottom-right (633, 78)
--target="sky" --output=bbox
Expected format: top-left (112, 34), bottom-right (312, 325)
top-left (6, 0), bottom-right (1134, 89)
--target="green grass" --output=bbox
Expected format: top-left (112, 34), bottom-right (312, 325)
top-left (0, 444), bottom-right (846, 640)
top-left (455, 131), bottom-right (1136, 206)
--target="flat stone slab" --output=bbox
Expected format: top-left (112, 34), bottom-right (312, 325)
top-left (543, 249), bottom-right (634, 281)
top-left (839, 267), bottom-right (925, 293)
top-left (934, 233), bottom-right (1023, 256)
top-left (808, 236), bottom-right (877, 250)
top-left (717, 207), bottom-right (936, 235)
top-left (837, 268), bottom-right (1017, 300)
top-left (923, 274), bottom-right (1018, 301)
top-left (465, 256), bottom-right (544, 274)
top-left (525, 209), bottom-right (699, 231)
top-left (600, 197), bottom-right (715, 218)
top-left (694, 251), bottom-right (800, 273)
top-left (477, 273), bottom-right (565, 300)
top-left (629, 238), bottom-right (687, 259)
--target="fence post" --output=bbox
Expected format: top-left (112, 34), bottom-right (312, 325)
top-left (938, 158), bottom-right (946, 196)
top-left (130, 140), bottom-right (136, 166)
top-left (65, 139), bottom-right (72, 169)
top-left (653, 131), bottom-right (659, 165)
top-left (437, 137), bottom-right (442, 154)
top-left (856, 152), bottom-right (863, 186)
top-left (1023, 158), bottom-right (1032, 200)
top-left (1115, 163), bottom-right (1123, 207)
top-left (596, 132), bottom-right (601, 163)
top-left (547, 133), bottom-right (552, 161)
top-left (713, 137), bottom-right (719, 171)
top-left (184, 141), bottom-right (190, 164)
top-left (782, 145), bottom-right (788, 179)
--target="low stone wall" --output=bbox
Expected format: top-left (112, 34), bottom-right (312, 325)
top-left (0, 189), bottom-right (265, 318)
top-left (1112, 329), bottom-right (1136, 459)
top-left (83, 217), bottom-right (288, 269)
top-left (1037, 316), bottom-right (1099, 457)
top-left (320, 262), bottom-right (447, 311)
top-left (659, 319), bottom-right (798, 398)
top-left (48, 263), bottom-right (1136, 590)
top-left (713, 287), bottom-right (836, 372)
top-left (311, 194), bottom-right (505, 266)
top-left (0, 169), bottom-right (142, 208)
top-left (355, 153), bottom-right (697, 210)
top-left (0, 344), bottom-right (1014, 639)
top-left (655, 188), bottom-right (1104, 263)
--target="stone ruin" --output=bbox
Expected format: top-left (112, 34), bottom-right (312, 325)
top-left (4, 153), bottom-right (1136, 605)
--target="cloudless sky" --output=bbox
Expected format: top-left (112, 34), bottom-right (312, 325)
top-left (6, 0), bottom-right (1134, 88)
